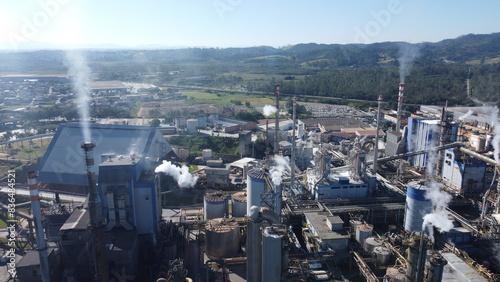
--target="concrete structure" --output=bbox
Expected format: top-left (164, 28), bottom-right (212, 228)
top-left (204, 160), bottom-right (231, 189)
top-left (303, 212), bottom-right (350, 252)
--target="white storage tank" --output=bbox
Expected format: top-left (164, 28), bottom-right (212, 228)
top-left (364, 237), bottom-right (383, 253)
top-left (205, 218), bottom-right (240, 259)
top-left (204, 192), bottom-right (226, 220)
top-left (232, 192), bottom-right (247, 217)
top-left (356, 224), bottom-right (373, 245)
top-left (349, 219), bottom-right (363, 234)
top-left (246, 169), bottom-right (266, 215)
top-left (373, 246), bottom-right (391, 266)
top-left (404, 182), bottom-right (433, 232)
top-left (384, 267), bottom-right (406, 282)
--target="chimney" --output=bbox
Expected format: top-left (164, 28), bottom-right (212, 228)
top-left (396, 83), bottom-right (405, 132)
top-left (81, 142), bottom-right (109, 282)
top-left (27, 172), bottom-right (50, 282)
top-left (274, 84), bottom-right (280, 154)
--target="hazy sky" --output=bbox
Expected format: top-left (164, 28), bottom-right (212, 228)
top-left (0, 0), bottom-right (499, 49)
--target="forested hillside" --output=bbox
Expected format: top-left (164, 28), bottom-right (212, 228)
top-left (1, 32), bottom-right (499, 107)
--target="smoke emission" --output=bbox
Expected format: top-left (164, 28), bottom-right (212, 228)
top-left (269, 155), bottom-right (291, 186)
top-left (263, 104), bottom-right (277, 117)
top-left (65, 50), bottom-right (92, 142)
top-left (155, 160), bottom-right (198, 188)
top-left (422, 181), bottom-right (454, 242)
top-left (458, 110), bottom-right (474, 121)
top-left (398, 43), bottom-right (420, 83)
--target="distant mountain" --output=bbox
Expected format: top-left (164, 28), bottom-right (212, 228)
top-left (1, 32), bottom-right (499, 107)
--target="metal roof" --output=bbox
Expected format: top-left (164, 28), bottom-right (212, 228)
top-left (38, 123), bottom-right (172, 186)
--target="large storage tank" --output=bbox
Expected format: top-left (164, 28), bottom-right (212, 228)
top-left (364, 237), bottom-right (383, 252)
top-left (349, 219), bottom-right (363, 234)
top-left (404, 182), bottom-right (433, 232)
top-left (262, 226), bottom-right (285, 282)
top-left (232, 192), bottom-right (247, 217)
top-left (384, 267), bottom-right (406, 282)
top-left (356, 224), bottom-right (373, 245)
top-left (205, 218), bottom-right (240, 259)
top-left (373, 246), bottom-right (391, 266)
top-left (247, 169), bottom-right (266, 215)
top-left (204, 192), bottom-right (226, 220)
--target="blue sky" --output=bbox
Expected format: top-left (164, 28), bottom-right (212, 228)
top-left (0, 0), bottom-right (499, 49)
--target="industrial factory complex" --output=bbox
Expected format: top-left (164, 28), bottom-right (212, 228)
top-left (6, 84), bottom-right (500, 282)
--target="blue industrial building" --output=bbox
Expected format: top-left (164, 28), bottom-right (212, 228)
top-left (98, 153), bottom-right (162, 241)
top-left (406, 116), bottom-right (458, 167)
top-left (441, 148), bottom-right (487, 196)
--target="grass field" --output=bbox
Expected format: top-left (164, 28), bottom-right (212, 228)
top-left (0, 137), bottom-right (52, 161)
top-left (183, 89), bottom-right (275, 107)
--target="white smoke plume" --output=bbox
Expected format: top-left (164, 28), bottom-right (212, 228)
top-left (458, 110), bottom-right (474, 121)
top-left (422, 181), bottom-right (454, 243)
top-left (269, 155), bottom-right (290, 186)
top-left (155, 160), bottom-right (198, 189)
top-left (489, 107), bottom-right (500, 164)
top-left (263, 104), bottom-right (277, 117)
top-left (398, 43), bottom-right (420, 83)
top-left (65, 50), bottom-right (92, 142)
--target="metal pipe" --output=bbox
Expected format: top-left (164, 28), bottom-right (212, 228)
top-left (27, 172), bottom-right (50, 282)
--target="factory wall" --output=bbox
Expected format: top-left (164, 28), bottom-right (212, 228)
top-left (441, 149), bottom-right (486, 194)
top-left (314, 184), bottom-right (368, 200)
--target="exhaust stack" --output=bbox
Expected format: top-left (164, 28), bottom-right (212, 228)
top-left (81, 142), bottom-right (109, 282)
top-left (274, 84), bottom-right (280, 154)
top-left (396, 83), bottom-right (405, 132)
top-left (27, 172), bottom-right (50, 282)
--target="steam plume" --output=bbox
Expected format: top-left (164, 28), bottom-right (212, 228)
top-left (458, 110), bottom-right (474, 121)
top-left (65, 50), bottom-right (91, 142)
top-left (422, 181), bottom-right (453, 242)
top-left (269, 155), bottom-right (290, 186)
top-left (155, 160), bottom-right (198, 188)
top-left (263, 104), bottom-right (277, 117)
top-left (398, 44), bottom-right (420, 83)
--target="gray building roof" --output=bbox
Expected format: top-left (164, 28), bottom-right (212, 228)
top-left (38, 123), bottom-right (172, 186)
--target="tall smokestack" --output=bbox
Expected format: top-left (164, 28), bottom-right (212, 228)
top-left (81, 142), bottom-right (109, 282)
top-left (290, 97), bottom-right (297, 189)
top-left (396, 83), bottom-right (405, 132)
top-left (373, 95), bottom-right (382, 176)
top-left (27, 172), bottom-right (50, 282)
top-left (274, 84), bottom-right (280, 154)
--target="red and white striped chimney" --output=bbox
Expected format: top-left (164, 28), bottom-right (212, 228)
top-left (27, 172), bottom-right (50, 282)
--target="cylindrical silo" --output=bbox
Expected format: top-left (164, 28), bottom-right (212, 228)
top-left (373, 246), bottom-right (391, 266)
top-left (384, 267), bottom-right (406, 282)
top-left (232, 192), bottom-right (247, 217)
top-left (364, 237), bottom-right (384, 253)
top-left (426, 252), bottom-right (447, 282)
top-left (404, 182), bottom-right (433, 232)
top-left (356, 224), bottom-right (373, 245)
top-left (204, 192), bottom-right (226, 220)
top-left (349, 219), bottom-right (363, 234)
top-left (262, 225), bottom-right (285, 282)
top-left (205, 218), bottom-right (240, 259)
top-left (247, 169), bottom-right (266, 215)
